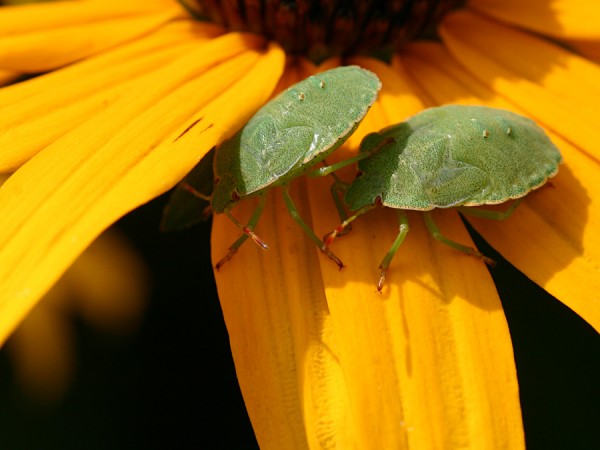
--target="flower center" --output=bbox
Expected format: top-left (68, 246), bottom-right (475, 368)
top-left (182, 0), bottom-right (462, 62)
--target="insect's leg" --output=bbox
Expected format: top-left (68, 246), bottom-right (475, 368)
top-left (178, 181), bottom-right (213, 221)
top-left (329, 175), bottom-right (353, 236)
top-left (377, 210), bottom-right (410, 292)
top-left (216, 195), bottom-right (269, 270)
top-left (309, 137), bottom-right (395, 178)
top-left (323, 202), bottom-right (377, 249)
top-left (309, 152), bottom-right (370, 177)
top-left (457, 198), bottom-right (523, 221)
top-left (281, 185), bottom-right (344, 269)
top-left (422, 212), bottom-right (495, 265)
top-left (180, 182), bottom-right (211, 202)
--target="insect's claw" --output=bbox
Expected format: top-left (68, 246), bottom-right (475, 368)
top-left (244, 228), bottom-right (269, 250)
top-left (320, 246), bottom-right (344, 269)
top-left (377, 268), bottom-right (387, 293)
top-left (201, 205), bottom-right (213, 220)
top-left (216, 250), bottom-right (237, 271)
top-left (481, 255), bottom-right (496, 266)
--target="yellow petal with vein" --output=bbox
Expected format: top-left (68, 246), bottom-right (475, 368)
top-left (469, 0), bottom-right (600, 39)
top-left (213, 58), bottom-right (523, 449)
top-left (0, 0), bottom-right (177, 35)
top-left (401, 41), bottom-right (600, 331)
top-left (0, 1), bottom-right (183, 72)
top-left (439, 10), bottom-right (600, 161)
top-left (0, 21), bottom-right (223, 172)
top-left (0, 38), bottom-right (285, 345)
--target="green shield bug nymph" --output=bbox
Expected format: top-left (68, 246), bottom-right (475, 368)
top-left (195, 66), bottom-right (381, 268)
top-left (321, 104), bottom-right (562, 290)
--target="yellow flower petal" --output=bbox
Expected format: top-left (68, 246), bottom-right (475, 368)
top-left (0, 38), bottom-right (285, 345)
top-left (0, 0), bottom-right (183, 72)
top-left (469, 0), bottom-right (600, 39)
top-left (6, 228), bottom-right (146, 402)
top-left (400, 42), bottom-right (600, 332)
top-left (213, 58), bottom-right (524, 449)
top-left (0, 20), bottom-right (223, 172)
top-left (0, 0), bottom-right (176, 35)
top-left (7, 287), bottom-right (74, 402)
top-left (66, 230), bottom-right (149, 334)
top-left (439, 10), bottom-right (600, 160)
top-left (567, 39), bottom-right (600, 63)
top-left (0, 68), bottom-right (19, 86)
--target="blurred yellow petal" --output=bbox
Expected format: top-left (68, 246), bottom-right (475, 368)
top-left (400, 42), bottom-right (600, 331)
top-left (439, 10), bottom-right (600, 160)
top-left (0, 21), bottom-right (223, 172)
top-left (469, 0), bottom-right (600, 39)
top-left (7, 284), bottom-right (74, 403)
top-left (6, 228), bottom-right (147, 402)
top-left (66, 230), bottom-right (149, 334)
top-left (213, 58), bottom-right (524, 449)
top-left (0, 0), bottom-right (184, 72)
top-left (0, 68), bottom-right (18, 85)
top-left (0, 38), bottom-right (285, 345)
top-left (567, 39), bottom-right (600, 63)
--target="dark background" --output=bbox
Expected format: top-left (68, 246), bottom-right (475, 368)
top-left (0, 194), bottom-right (598, 449)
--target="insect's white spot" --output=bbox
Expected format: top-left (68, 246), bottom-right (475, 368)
top-left (298, 92), bottom-right (305, 101)
top-left (319, 80), bottom-right (326, 89)
top-left (507, 127), bottom-right (512, 135)
top-left (483, 130), bottom-right (490, 139)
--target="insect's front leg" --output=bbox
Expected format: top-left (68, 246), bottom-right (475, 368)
top-left (308, 136), bottom-right (394, 178)
top-left (216, 195), bottom-right (269, 270)
top-left (323, 199), bottom-right (380, 250)
top-left (328, 172), bottom-right (353, 235)
top-left (281, 185), bottom-right (344, 269)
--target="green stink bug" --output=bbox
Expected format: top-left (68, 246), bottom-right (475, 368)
top-left (182, 66), bottom-right (381, 268)
top-left (320, 104), bottom-right (562, 290)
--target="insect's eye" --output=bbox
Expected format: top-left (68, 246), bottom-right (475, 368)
top-left (231, 190), bottom-right (241, 202)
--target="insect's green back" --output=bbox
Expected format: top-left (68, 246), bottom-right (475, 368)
top-left (345, 105), bottom-right (562, 211)
top-left (212, 66), bottom-right (381, 213)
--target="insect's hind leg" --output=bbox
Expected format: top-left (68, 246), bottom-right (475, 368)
top-left (458, 198), bottom-right (523, 220)
top-left (216, 195), bottom-right (269, 270)
top-left (329, 174), bottom-right (353, 236)
top-left (281, 184), bottom-right (344, 269)
top-left (377, 210), bottom-right (410, 292)
top-left (422, 211), bottom-right (495, 265)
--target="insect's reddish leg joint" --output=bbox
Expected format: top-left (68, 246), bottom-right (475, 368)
top-left (245, 227), bottom-right (269, 250)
